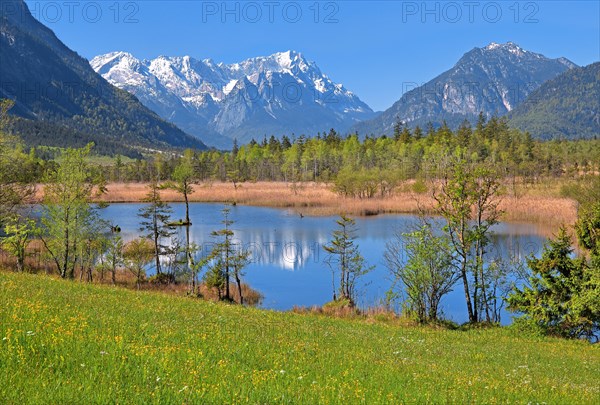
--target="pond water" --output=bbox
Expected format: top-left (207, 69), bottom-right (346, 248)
top-left (99, 203), bottom-right (549, 324)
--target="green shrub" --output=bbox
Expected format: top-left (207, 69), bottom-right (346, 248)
top-left (509, 316), bottom-right (547, 339)
top-left (411, 179), bottom-right (428, 194)
top-left (149, 273), bottom-right (175, 285)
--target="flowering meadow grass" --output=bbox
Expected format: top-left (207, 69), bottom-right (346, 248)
top-left (1, 272), bottom-right (598, 404)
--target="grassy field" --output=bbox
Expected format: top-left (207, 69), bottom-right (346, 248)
top-left (1, 272), bottom-right (598, 404)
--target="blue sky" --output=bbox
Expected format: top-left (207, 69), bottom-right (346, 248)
top-left (25, 0), bottom-right (600, 111)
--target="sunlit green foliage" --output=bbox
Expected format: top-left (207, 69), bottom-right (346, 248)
top-left (385, 222), bottom-right (457, 323)
top-left (95, 118), bottom-right (600, 191)
top-left (39, 144), bottom-right (105, 279)
top-left (508, 229), bottom-right (600, 340)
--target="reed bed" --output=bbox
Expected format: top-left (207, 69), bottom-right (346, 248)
top-left (91, 181), bottom-right (577, 232)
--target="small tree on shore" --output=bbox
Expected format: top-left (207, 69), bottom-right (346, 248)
top-left (138, 180), bottom-right (173, 276)
top-left (78, 215), bottom-right (107, 283)
top-left (186, 242), bottom-right (209, 295)
top-left (204, 207), bottom-right (250, 303)
top-left (472, 166), bottom-right (503, 322)
top-left (40, 144), bottom-right (103, 279)
top-left (104, 233), bottom-right (124, 285)
top-left (124, 238), bottom-right (154, 289)
top-left (385, 222), bottom-right (457, 323)
top-left (163, 152), bottom-right (197, 288)
top-left (165, 151), bottom-right (195, 226)
top-left (232, 244), bottom-right (251, 305)
top-left (323, 215), bottom-right (373, 306)
top-left (432, 159), bottom-right (503, 323)
top-left (1, 216), bottom-right (35, 272)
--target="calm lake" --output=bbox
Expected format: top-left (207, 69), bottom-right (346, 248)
top-left (99, 203), bottom-right (549, 324)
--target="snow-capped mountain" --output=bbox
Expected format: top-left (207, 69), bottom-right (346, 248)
top-left (352, 42), bottom-right (577, 136)
top-left (91, 51), bottom-right (375, 148)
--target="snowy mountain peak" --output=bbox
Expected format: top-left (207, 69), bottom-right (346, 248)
top-left (485, 42), bottom-right (501, 50)
top-left (478, 42), bottom-right (577, 68)
top-left (483, 41), bottom-right (528, 56)
top-left (270, 50), bottom-right (309, 70)
top-left (485, 41), bottom-right (522, 51)
top-left (91, 50), bottom-right (375, 148)
top-left (90, 51), bottom-right (140, 73)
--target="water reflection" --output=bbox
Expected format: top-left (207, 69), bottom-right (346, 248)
top-left (99, 203), bottom-right (549, 323)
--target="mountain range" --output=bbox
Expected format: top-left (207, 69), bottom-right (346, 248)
top-left (1, 0), bottom-right (595, 153)
top-left (91, 51), bottom-right (375, 148)
top-left (352, 42), bottom-right (577, 136)
top-left (0, 0), bottom-right (206, 156)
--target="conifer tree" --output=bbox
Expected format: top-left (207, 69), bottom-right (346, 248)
top-left (323, 215), bottom-right (373, 305)
top-left (138, 180), bottom-right (174, 276)
top-left (204, 207), bottom-right (250, 303)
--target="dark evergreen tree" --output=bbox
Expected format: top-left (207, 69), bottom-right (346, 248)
top-left (204, 207), bottom-right (250, 303)
top-left (508, 228), bottom-right (599, 340)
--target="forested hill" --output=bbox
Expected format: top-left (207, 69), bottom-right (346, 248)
top-left (0, 0), bottom-right (206, 153)
top-left (509, 62), bottom-right (600, 139)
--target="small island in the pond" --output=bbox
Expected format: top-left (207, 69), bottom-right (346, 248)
top-left (167, 219), bottom-right (192, 227)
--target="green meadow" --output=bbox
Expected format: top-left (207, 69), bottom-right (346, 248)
top-left (1, 272), bottom-right (598, 404)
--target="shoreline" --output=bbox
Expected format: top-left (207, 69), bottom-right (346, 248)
top-left (88, 181), bottom-right (577, 236)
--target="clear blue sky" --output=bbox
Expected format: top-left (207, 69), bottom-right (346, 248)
top-left (24, 0), bottom-right (600, 111)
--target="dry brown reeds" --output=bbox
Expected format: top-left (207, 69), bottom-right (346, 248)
top-left (91, 181), bottom-right (577, 232)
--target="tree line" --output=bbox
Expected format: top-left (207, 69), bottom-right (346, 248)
top-left (88, 115), bottom-right (600, 192)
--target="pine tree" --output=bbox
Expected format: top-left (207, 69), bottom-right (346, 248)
top-left (393, 118), bottom-right (403, 141)
top-left (457, 120), bottom-right (472, 148)
top-left (399, 126), bottom-right (411, 144)
top-left (204, 207), bottom-right (250, 303)
top-left (138, 180), bottom-right (174, 276)
top-left (323, 215), bottom-right (374, 305)
top-left (281, 135), bottom-right (292, 149)
top-left (508, 228), bottom-right (599, 340)
top-left (413, 126), bottom-right (423, 141)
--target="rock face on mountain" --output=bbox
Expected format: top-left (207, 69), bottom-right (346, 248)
top-left (91, 51), bottom-right (376, 148)
top-left (0, 0), bottom-right (206, 153)
top-left (509, 62), bottom-right (599, 139)
top-left (352, 42), bottom-right (576, 136)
